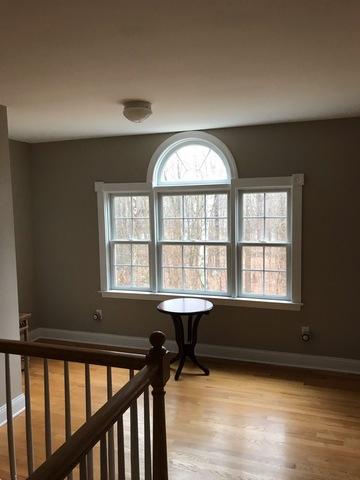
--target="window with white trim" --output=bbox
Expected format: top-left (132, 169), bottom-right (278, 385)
top-left (96, 131), bottom-right (304, 309)
top-left (110, 195), bottom-right (151, 290)
top-left (238, 190), bottom-right (290, 299)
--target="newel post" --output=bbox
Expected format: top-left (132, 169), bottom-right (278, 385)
top-left (147, 331), bottom-right (170, 480)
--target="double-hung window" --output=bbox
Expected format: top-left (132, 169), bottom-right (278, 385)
top-left (110, 194), bottom-right (151, 290)
top-left (158, 192), bottom-right (229, 295)
top-left (96, 131), bottom-right (304, 310)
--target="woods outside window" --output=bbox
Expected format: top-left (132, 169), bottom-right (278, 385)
top-left (96, 132), bottom-right (303, 310)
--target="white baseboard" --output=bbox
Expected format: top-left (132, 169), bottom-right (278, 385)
top-left (0, 394), bottom-right (25, 427)
top-left (30, 327), bottom-right (360, 375)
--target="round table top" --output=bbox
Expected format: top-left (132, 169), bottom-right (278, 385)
top-left (157, 298), bottom-right (213, 315)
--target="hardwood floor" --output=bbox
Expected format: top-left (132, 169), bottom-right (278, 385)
top-left (0, 357), bottom-right (360, 479)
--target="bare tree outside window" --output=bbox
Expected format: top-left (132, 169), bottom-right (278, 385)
top-left (111, 195), bottom-right (150, 289)
top-left (100, 134), bottom-right (300, 305)
top-left (160, 193), bottom-right (228, 294)
top-left (240, 192), bottom-right (288, 297)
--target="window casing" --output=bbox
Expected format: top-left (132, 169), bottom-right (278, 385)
top-left (96, 132), bottom-right (303, 310)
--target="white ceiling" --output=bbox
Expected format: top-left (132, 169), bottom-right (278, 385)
top-left (1, 0), bottom-right (360, 143)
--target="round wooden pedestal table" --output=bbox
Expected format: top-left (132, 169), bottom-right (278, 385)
top-left (157, 298), bottom-right (213, 381)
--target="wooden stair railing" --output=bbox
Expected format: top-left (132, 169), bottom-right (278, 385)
top-left (0, 330), bottom-right (170, 480)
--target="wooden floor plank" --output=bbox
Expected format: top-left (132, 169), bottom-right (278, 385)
top-left (0, 356), bottom-right (359, 479)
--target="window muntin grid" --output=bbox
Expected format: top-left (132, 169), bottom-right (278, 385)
top-left (159, 192), bottom-right (229, 295)
top-left (110, 195), bottom-right (151, 290)
top-left (239, 191), bottom-right (290, 299)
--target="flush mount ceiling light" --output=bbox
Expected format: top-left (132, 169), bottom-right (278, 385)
top-left (122, 100), bottom-right (152, 123)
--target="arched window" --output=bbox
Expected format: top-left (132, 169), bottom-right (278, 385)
top-left (148, 131), bottom-right (237, 186)
top-left (96, 131), bottom-right (303, 310)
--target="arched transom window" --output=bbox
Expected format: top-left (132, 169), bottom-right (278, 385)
top-left (96, 131), bottom-right (303, 310)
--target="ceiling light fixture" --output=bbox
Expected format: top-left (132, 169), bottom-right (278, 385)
top-left (123, 100), bottom-right (152, 123)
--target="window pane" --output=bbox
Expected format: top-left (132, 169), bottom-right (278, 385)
top-left (184, 219), bottom-right (205, 241)
top-left (265, 192), bottom-right (287, 217)
top-left (184, 268), bottom-right (205, 290)
top-left (206, 194), bottom-right (227, 218)
top-left (113, 219), bottom-right (132, 239)
top-left (162, 196), bottom-right (182, 218)
top-left (264, 271), bottom-right (287, 296)
top-left (133, 219), bottom-right (150, 240)
top-left (206, 219), bottom-right (228, 241)
top-left (112, 195), bottom-right (150, 241)
top-left (242, 271), bottom-right (263, 295)
top-left (183, 245), bottom-right (204, 267)
top-left (206, 245), bottom-right (227, 268)
top-left (114, 244), bottom-right (131, 265)
top-left (132, 196), bottom-right (149, 218)
top-left (184, 195), bottom-right (205, 218)
top-left (159, 144), bottom-right (228, 184)
top-left (163, 268), bottom-right (182, 289)
top-left (265, 218), bottom-right (287, 242)
top-left (162, 219), bottom-right (183, 240)
top-left (133, 267), bottom-right (149, 288)
top-left (243, 193), bottom-right (264, 217)
top-left (265, 247), bottom-right (286, 271)
top-left (242, 246), bottom-right (263, 270)
top-left (206, 269), bottom-right (227, 292)
top-left (114, 266), bottom-right (131, 287)
top-left (243, 218), bottom-right (264, 241)
top-left (162, 245), bottom-right (182, 267)
top-left (132, 244), bottom-right (149, 266)
top-left (114, 196), bottom-right (131, 218)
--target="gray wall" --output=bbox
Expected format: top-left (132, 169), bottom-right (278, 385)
top-left (0, 106), bottom-right (22, 405)
top-left (12, 117), bottom-right (359, 360)
top-left (10, 140), bottom-right (33, 314)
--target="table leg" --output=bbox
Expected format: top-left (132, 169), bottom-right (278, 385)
top-left (187, 315), bottom-right (193, 343)
top-left (170, 314), bottom-right (186, 378)
top-left (190, 313), bottom-right (210, 376)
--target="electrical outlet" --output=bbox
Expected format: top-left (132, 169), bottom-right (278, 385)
top-left (93, 309), bottom-right (103, 321)
top-left (301, 326), bottom-right (312, 342)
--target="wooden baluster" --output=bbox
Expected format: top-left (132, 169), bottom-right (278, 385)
top-left (107, 366), bottom-right (115, 480)
top-left (64, 361), bottom-right (73, 480)
top-left (85, 363), bottom-right (93, 480)
top-left (147, 332), bottom-right (170, 480)
top-left (100, 434), bottom-right (108, 480)
top-left (129, 369), bottom-right (140, 480)
top-left (5, 353), bottom-right (17, 480)
top-left (117, 416), bottom-right (125, 480)
top-left (79, 456), bottom-right (88, 480)
top-left (43, 358), bottom-right (52, 458)
top-left (144, 386), bottom-right (152, 480)
top-left (24, 355), bottom-right (34, 475)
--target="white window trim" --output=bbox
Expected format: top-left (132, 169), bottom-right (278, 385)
top-left (95, 173), bottom-right (304, 311)
top-left (232, 174), bottom-right (304, 304)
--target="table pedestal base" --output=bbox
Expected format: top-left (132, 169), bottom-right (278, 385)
top-left (170, 312), bottom-right (210, 381)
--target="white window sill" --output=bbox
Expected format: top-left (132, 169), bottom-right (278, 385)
top-left (100, 290), bottom-right (302, 311)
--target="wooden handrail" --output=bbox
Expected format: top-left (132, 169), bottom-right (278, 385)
top-left (0, 339), bottom-right (146, 370)
top-left (28, 364), bottom-right (156, 480)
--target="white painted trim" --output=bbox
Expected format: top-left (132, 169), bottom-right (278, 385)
top-left (291, 175), bottom-right (303, 303)
top-left (95, 172), bottom-right (303, 309)
top-left (0, 394), bottom-right (25, 427)
top-left (30, 328), bottom-right (360, 375)
top-left (100, 289), bottom-right (302, 310)
top-left (234, 174), bottom-right (304, 305)
top-left (96, 189), bottom-right (109, 292)
top-left (146, 131), bottom-right (238, 185)
top-left (233, 176), bottom-right (293, 189)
